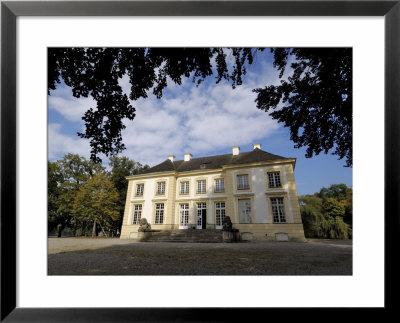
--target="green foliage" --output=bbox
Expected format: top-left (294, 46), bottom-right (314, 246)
top-left (343, 188), bottom-right (353, 226)
top-left (300, 184), bottom-right (352, 239)
top-left (318, 183), bottom-right (348, 201)
top-left (48, 154), bottom-right (148, 237)
top-left (323, 197), bottom-right (346, 217)
top-left (298, 195), bottom-right (323, 216)
top-left (73, 172), bottom-right (120, 237)
top-left (48, 161), bottom-right (62, 234)
top-left (56, 153), bottom-right (105, 186)
top-left (48, 154), bottom-right (105, 236)
top-left (108, 156), bottom-right (149, 232)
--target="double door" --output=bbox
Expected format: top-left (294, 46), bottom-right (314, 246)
top-left (196, 202), bottom-right (207, 229)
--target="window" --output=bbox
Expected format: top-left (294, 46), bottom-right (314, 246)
top-left (180, 203), bottom-right (189, 226)
top-left (132, 204), bottom-right (142, 224)
top-left (197, 180), bottom-right (206, 194)
top-left (157, 181), bottom-right (166, 195)
top-left (237, 174), bottom-right (249, 190)
top-left (268, 172), bottom-right (281, 188)
top-left (180, 181), bottom-right (189, 194)
top-left (271, 197), bottom-right (286, 223)
top-left (136, 183), bottom-right (144, 196)
top-left (215, 202), bottom-right (226, 228)
top-left (197, 202), bottom-right (207, 227)
top-left (238, 199), bottom-right (252, 223)
top-left (154, 203), bottom-right (164, 224)
top-left (214, 178), bottom-right (225, 192)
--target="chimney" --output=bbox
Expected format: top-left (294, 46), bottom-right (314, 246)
top-left (232, 146), bottom-right (240, 156)
top-left (168, 155), bottom-right (175, 162)
top-left (184, 153), bottom-right (192, 161)
top-left (253, 143), bottom-right (261, 150)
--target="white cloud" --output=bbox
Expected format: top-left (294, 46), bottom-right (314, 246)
top-left (118, 58), bottom-right (281, 166)
top-left (48, 50), bottom-right (284, 167)
top-left (48, 86), bottom-right (95, 122)
top-left (48, 123), bottom-right (91, 161)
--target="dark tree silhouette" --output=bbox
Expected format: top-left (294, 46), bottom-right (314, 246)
top-left (48, 47), bottom-right (352, 166)
top-left (253, 48), bottom-right (352, 166)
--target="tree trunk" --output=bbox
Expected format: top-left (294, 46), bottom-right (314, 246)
top-left (92, 219), bottom-right (97, 237)
top-left (81, 222), bottom-right (87, 236)
top-left (72, 221), bottom-right (77, 237)
top-left (57, 224), bottom-right (63, 238)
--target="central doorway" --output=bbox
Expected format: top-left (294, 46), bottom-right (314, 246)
top-left (196, 202), bottom-right (207, 229)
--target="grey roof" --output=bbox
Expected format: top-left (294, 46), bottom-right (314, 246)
top-left (143, 148), bottom-right (292, 174)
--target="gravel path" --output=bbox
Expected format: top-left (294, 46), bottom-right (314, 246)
top-left (48, 238), bottom-right (352, 275)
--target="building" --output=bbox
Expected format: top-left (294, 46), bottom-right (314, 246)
top-left (120, 144), bottom-right (305, 241)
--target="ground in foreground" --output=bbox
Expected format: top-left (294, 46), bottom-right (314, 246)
top-left (48, 238), bottom-right (352, 275)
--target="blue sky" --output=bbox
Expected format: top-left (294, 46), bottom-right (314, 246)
top-left (48, 49), bottom-right (352, 196)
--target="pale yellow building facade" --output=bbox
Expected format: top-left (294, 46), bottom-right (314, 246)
top-left (120, 144), bottom-right (305, 241)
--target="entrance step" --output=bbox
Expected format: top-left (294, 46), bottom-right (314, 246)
top-left (141, 229), bottom-right (223, 243)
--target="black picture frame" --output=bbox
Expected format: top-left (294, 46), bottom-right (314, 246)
top-left (1, 0), bottom-right (398, 321)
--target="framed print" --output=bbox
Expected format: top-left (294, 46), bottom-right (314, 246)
top-left (1, 0), bottom-right (399, 321)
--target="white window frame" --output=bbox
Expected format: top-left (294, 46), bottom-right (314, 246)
top-left (132, 204), bottom-right (142, 224)
top-left (154, 203), bottom-right (164, 224)
top-left (197, 180), bottom-right (206, 194)
top-left (180, 181), bottom-right (189, 195)
top-left (136, 183), bottom-right (144, 196)
top-left (237, 174), bottom-right (249, 190)
top-left (179, 203), bottom-right (189, 228)
top-left (238, 198), bottom-right (252, 223)
top-left (214, 178), bottom-right (225, 193)
top-left (157, 181), bottom-right (166, 195)
top-left (271, 197), bottom-right (286, 223)
top-left (215, 202), bottom-right (226, 229)
top-left (268, 171), bottom-right (282, 188)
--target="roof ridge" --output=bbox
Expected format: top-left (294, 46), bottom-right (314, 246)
top-left (173, 151), bottom-right (253, 163)
top-left (142, 148), bottom-right (290, 174)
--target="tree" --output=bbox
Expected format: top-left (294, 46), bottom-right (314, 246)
top-left (318, 183), bottom-right (349, 201)
top-left (253, 48), bottom-right (352, 166)
top-left (108, 156), bottom-right (149, 234)
top-left (298, 194), bottom-right (324, 238)
top-left (299, 185), bottom-right (352, 239)
top-left (322, 197), bottom-right (346, 218)
top-left (343, 187), bottom-right (353, 225)
top-left (298, 194), bottom-right (324, 216)
top-left (48, 161), bottom-right (65, 236)
top-left (73, 172), bottom-right (120, 237)
top-left (56, 153), bottom-right (105, 185)
top-left (318, 183), bottom-right (352, 226)
top-left (48, 154), bottom-right (105, 236)
top-left (48, 47), bottom-right (352, 166)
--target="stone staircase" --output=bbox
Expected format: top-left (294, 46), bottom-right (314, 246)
top-left (140, 229), bottom-right (224, 243)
